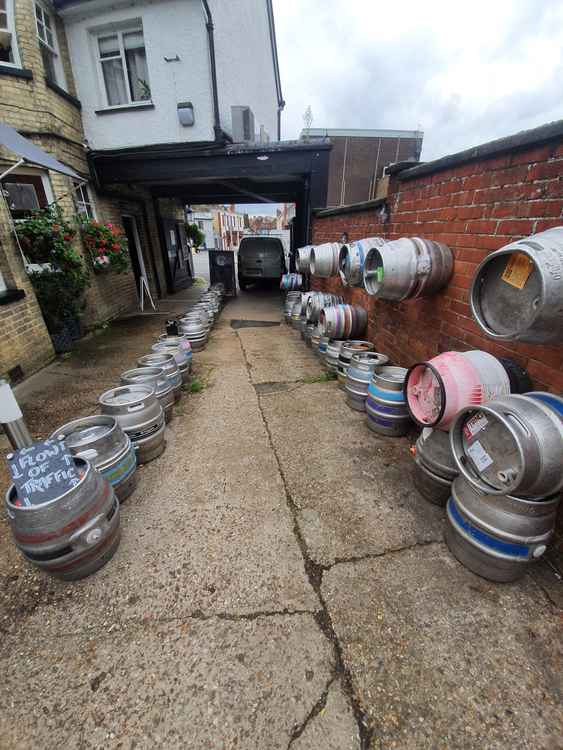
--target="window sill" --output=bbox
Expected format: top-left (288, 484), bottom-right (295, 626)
top-left (0, 289), bottom-right (26, 306)
top-left (45, 78), bottom-right (82, 109)
top-left (0, 64), bottom-right (33, 80)
top-left (95, 102), bottom-right (154, 116)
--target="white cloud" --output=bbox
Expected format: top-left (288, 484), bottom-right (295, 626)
top-left (273, 0), bottom-right (563, 160)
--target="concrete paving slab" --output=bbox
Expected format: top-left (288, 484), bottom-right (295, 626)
top-left (259, 381), bottom-right (443, 566)
top-left (224, 288), bottom-right (285, 322)
top-left (291, 680), bottom-right (361, 750)
top-left (0, 615), bottom-right (334, 750)
top-left (238, 326), bottom-right (324, 384)
top-left (322, 545), bottom-right (562, 750)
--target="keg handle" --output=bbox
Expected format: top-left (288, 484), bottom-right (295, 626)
top-left (127, 403), bottom-right (146, 412)
top-left (75, 448), bottom-right (98, 461)
top-left (504, 411), bottom-right (532, 438)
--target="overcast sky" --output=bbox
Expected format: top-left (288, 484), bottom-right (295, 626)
top-left (273, 0), bottom-right (563, 161)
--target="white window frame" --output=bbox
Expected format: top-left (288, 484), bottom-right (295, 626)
top-left (94, 24), bottom-right (151, 109)
top-left (74, 181), bottom-right (96, 220)
top-left (34, 1), bottom-right (66, 89)
top-left (0, 0), bottom-right (21, 68)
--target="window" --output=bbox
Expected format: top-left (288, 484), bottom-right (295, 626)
top-left (2, 174), bottom-right (48, 219)
top-left (0, 0), bottom-right (20, 66)
top-left (34, 2), bottom-right (65, 87)
top-left (96, 27), bottom-right (150, 107)
top-left (74, 182), bottom-right (96, 219)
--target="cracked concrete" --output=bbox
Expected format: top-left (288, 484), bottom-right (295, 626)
top-left (1, 287), bottom-right (562, 749)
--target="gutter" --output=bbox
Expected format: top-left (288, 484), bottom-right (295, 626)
top-left (201, 0), bottom-right (222, 142)
top-left (265, 0), bottom-right (284, 140)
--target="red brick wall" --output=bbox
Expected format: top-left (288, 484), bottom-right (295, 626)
top-left (312, 141), bottom-right (563, 393)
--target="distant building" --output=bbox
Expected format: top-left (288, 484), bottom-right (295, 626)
top-left (189, 211), bottom-right (214, 249)
top-left (213, 207), bottom-right (245, 251)
top-left (301, 128), bottom-right (423, 207)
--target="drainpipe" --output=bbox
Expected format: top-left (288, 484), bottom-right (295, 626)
top-left (201, 1), bottom-right (222, 142)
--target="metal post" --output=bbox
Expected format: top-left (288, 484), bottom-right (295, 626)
top-left (0, 379), bottom-right (33, 449)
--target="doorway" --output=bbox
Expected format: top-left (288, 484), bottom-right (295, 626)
top-left (122, 214), bottom-right (154, 309)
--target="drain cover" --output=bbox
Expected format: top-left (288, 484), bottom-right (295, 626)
top-left (230, 320), bottom-right (281, 329)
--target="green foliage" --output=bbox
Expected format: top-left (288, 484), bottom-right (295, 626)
top-left (17, 206), bottom-right (81, 271)
top-left (185, 222), bottom-right (205, 249)
top-left (303, 371), bottom-right (337, 383)
top-left (17, 207), bottom-right (89, 334)
top-left (189, 377), bottom-right (205, 393)
top-left (80, 217), bottom-right (129, 273)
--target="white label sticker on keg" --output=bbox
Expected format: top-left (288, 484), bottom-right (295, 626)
top-left (466, 440), bottom-right (494, 471)
top-left (463, 412), bottom-right (488, 439)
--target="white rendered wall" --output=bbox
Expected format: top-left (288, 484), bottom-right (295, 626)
top-left (211, 0), bottom-right (278, 141)
top-left (63, 0), bottom-right (279, 150)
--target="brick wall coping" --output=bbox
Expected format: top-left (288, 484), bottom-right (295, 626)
top-left (314, 197), bottom-right (386, 219)
top-left (398, 119), bottom-right (563, 182)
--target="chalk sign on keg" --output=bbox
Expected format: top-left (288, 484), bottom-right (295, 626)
top-left (6, 439), bottom-right (79, 507)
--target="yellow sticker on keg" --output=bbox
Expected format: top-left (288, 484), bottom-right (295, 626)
top-left (501, 253), bottom-right (534, 289)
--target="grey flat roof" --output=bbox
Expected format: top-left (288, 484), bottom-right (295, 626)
top-left (301, 128), bottom-right (424, 139)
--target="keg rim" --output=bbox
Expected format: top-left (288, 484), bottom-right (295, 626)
top-left (405, 361), bottom-right (447, 428)
top-left (469, 246), bottom-right (543, 341)
top-left (6, 457), bottom-right (91, 510)
top-left (449, 402), bottom-right (526, 495)
top-left (99, 383), bottom-right (156, 407)
top-left (51, 414), bottom-right (119, 448)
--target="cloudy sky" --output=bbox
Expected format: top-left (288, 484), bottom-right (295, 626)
top-left (272, 0), bottom-right (563, 161)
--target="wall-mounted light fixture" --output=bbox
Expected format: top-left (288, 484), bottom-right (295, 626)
top-left (177, 101), bottom-right (194, 127)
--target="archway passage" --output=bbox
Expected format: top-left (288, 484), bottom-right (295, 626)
top-left (89, 140), bottom-right (331, 293)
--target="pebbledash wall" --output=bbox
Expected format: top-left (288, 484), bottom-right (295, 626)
top-left (311, 121), bottom-right (563, 394)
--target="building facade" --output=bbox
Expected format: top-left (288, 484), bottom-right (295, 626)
top-left (1, 0), bottom-right (285, 383)
top-left (213, 207), bottom-right (245, 251)
top-left (302, 128), bottom-right (423, 207)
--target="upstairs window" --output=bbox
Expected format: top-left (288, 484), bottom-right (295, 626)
top-left (0, 0), bottom-right (20, 66)
top-left (74, 182), bottom-right (96, 219)
top-left (97, 27), bottom-right (150, 107)
top-left (34, 2), bottom-right (65, 87)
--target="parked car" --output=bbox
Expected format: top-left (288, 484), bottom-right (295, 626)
top-left (237, 236), bottom-right (287, 290)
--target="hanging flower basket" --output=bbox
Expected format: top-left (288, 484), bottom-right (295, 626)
top-left (80, 219), bottom-right (129, 274)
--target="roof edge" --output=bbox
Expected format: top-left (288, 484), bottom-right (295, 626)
top-left (399, 119), bottom-right (563, 181)
top-left (313, 197), bottom-right (386, 218)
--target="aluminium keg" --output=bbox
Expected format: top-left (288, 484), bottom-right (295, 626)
top-left (121, 367), bottom-right (174, 423)
top-left (305, 323), bottom-right (316, 347)
top-left (406, 350), bottom-right (511, 430)
top-left (445, 476), bottom-right (560, 582)
top-left (299, 316), bottom-right (308, 339)
top-left (337, 340), bottom-right (375, 389)
top-left (412, 427), bottom-right (458, 506)
top-left (5, 458), bottom-right (120, 581)
top-left (319, 304), bottom-right (368, 340)
top-left (99, 384), bottom-right (165, 464)
top-left (51, 415), bottom-right (137, 503)
top-left (305, 292), bottom-right (343, 324)
top-left (280, 273), bottom-right (303, 290)
top-left (310, 242), bottom-right (341, 277)
top-left (154, 336), bottom-right (192, 384)
top-left (311, 327), bottom-right (322, 354)
top-left (470, 226), bottom-right (563, 343)
top-left (296, 245), bottom-right (313, 273)
top-left (345, 351), bottom-right (390, 410)
top-left (366, 366), bottom-right (410, 437)
top-left (177, 319), bottom-right (207, 352)
top-left (449, 393), bottom-right (563, 498)
top-left (318, 335), bottom-right (330, 357)
top-left (363, 237), bottom-right (453, 300)
top-left (339, 237), bottom-right (385, 287)
top-left (138, 352), bottom-right (182, 402)
top-left (325, 340), bottom-right (344, 373)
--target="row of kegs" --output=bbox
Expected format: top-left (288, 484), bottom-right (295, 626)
top-left (296, 236), bottom-right (454, 302)
top-left (280, 273), bottom-right (304, 291)
top-left (4, 285), bottom-right (226, 582)
top-left (284, 290), bottom-right (563, 583)
top-left (296, 226), bottom-right (563, 343)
